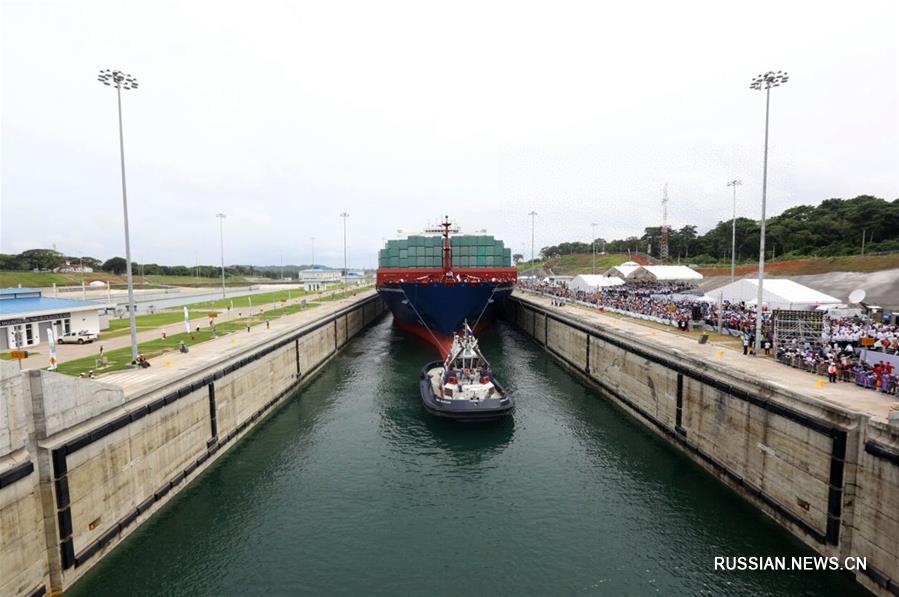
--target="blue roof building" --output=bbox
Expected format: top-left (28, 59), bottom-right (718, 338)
top-left (0, 288), bottom-right (102, 350)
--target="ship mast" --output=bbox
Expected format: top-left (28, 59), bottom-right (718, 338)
top-left (441, 215), bottom-right (453, 274)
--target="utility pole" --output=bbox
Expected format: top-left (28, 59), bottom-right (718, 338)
top-left (861, 229), bottom-right (866, 256)
top-left (749, 69), bottom-right (789, 357)
top-left (216, 213), bottom-right (227, 299)
top-left (727, 179), bottom-right (742, 282)
top-left (97, 68), bottom-right (140, 363)
top-left (591, 222), bottom-right (597, 274)
top-left (340, 212), bottom-right (349, 297)
top-left (528, 211), bottom-right (537, 262)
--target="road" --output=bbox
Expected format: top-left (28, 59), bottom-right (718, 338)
top-left (14, 287), bottom-right (364, 370)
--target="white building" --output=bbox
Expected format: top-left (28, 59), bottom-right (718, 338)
top-left (569, 275), bottom-right (625, 293)
top-left (604, 261), bottom-right (642, 279)
top-left (628, 265), bottom-right (703, 283)
top-left (297, 267), bottom-right (341, 283)
top-left (705, 279), bottom-right (841, 311)
top-left (541, 275), bottom-right (574, 286)
top-left (53, 261), bottom-right (94, 273)
top-left (0, 288), bottom-right (101, 350)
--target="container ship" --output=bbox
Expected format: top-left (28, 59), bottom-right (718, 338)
top-left (376, 217), bottom-right (517, 354)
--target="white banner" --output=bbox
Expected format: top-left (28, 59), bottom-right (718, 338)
top-left (183, 306), bottom-right (191, 334)
top-left (46, 327), bottom-right (58, 370)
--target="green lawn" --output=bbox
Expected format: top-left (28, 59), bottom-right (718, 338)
top-left (57, 302), bottom-right (320, 377)
top-left (101, 289), bottom-right (313, 339)
top-left (142, 274), bottom-right (250, 286)
top-left (0, 271), bottom-right (123, 287)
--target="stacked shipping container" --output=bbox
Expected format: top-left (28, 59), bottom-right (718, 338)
top-left (378, 235), bottom-right (512, 268)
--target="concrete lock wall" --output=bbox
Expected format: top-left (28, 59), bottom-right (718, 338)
top-left (506, 295), bottom-right (899, 597)
top-left (0, 295), bottom-right (385, 596)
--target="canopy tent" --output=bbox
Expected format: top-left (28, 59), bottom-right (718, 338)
top-left (705, 278), bottom-right (841, 310)
top-left (627, 265), bottom-right (703, 282)
top-left (604, 261), bottom-right (642, 279)
top-left (569, 275), bottom-right (625, 293)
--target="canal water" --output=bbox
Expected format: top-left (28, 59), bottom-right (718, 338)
top-left (70, 318), bottom-right (866, 596)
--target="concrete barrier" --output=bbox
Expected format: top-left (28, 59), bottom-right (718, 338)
top-left (0, 294), bottom-right (385, 595)
top-left (505, 295), bottom-right (899, 597)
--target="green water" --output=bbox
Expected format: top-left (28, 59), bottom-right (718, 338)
top-left (69, 318), bottom-right (865, 596)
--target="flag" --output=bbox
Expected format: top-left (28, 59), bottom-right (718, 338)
top-left (183, 307), bottom-right (190, 334)
top-left (47, 327), bottom-right (58, 370)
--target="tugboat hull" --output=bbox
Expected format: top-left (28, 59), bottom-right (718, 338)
top-left (419, 361), bottom-right (514, 422)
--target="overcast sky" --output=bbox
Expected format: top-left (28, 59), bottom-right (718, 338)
top-left (2, 0), bottom-right (897, 268)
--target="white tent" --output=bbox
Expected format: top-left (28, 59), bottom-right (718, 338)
top-left (705, 278), bottom-right (841, 310)
top-left (628, 265), bottom-right (703, 282)
top-left (604, 261), bottom-right (642, 279)
top-left (569, 275), bottom-right (625, 293)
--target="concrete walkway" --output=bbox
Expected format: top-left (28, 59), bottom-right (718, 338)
top-left (516, 291), bottom-right (899, 421)
top-left (99, 290), bottom-right (376, 397)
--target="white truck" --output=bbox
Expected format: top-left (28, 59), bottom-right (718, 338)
top-left (58, 330), bottom-right (99, 344)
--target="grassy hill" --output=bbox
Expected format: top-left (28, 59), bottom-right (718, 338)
top-left (695, 254), bottom-right (899, 276)
top-left (518, 253), bottom-right (651, 275)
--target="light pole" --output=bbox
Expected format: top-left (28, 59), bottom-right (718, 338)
top-left (727, 179), bottom-right (742, 282)
top-left (749, 70), bottom-right (789, 356)
top-left (310, 236), bottom-right (315, 268)
top-left (528, 211), bottom-right (537, 262)
top-left (97, 69), bottom-right (140, 363)
top-left (591, 222), bottom-right (598, 275)
top-left (216, 213), bottom-right (227, 299)
top-left (340, 212), bottom-right (349, 296)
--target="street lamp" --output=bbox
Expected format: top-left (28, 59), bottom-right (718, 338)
top-left (591, 222), bottom-right (598, 275)
top-left (749, 70), bottom-right (789, 356)
top-left (727, 179), bottom-right (742, 282)
top-left (216, 213), bottom-right (227, 299)
top-left (340, 212), bottom-right (349, 296)
top-left (97, 68), bottom-right (140, 363)
top-left (528, 211), bottom-right (538, 262)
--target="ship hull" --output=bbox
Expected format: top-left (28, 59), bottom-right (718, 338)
top-left (378, 282), bottom-right (512, 353)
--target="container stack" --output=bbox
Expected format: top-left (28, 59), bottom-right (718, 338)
top-left (378, 235), bottom-right (512, 269)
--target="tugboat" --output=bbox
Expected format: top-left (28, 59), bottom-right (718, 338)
top-left (419, 324), bottom-right (513, 422)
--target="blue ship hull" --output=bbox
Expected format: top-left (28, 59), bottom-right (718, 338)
top-left (378, 282), bottom-right (513, 352)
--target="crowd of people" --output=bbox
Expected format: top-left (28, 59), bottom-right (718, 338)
top-left (517, 279), bottom-right (898, 396)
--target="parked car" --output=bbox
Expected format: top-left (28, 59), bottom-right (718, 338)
top-left (59, 330), bottom-right (99, 344)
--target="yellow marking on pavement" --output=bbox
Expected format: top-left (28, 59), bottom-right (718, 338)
top-left (815, 380), bottom-right (827, 388)
top-left (716, 350), bottom-right (725, 358)
top-left (165, 360), bottom-right (173, 368)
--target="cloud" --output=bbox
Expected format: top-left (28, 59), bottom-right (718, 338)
top-left (2, 0), bottom-right (897, 268)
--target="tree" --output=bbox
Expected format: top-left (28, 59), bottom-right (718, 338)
top-left (19, 249), bottom-right (65, 271)
top-left (513, 253), bottom-right (524, 265)
top-left (102, 257), bottom-right (127, 274)
top-left (0, 253), bottom-right (27, 271)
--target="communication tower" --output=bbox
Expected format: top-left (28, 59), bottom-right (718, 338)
top-left (660, 184), bottom-right (670, 261)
